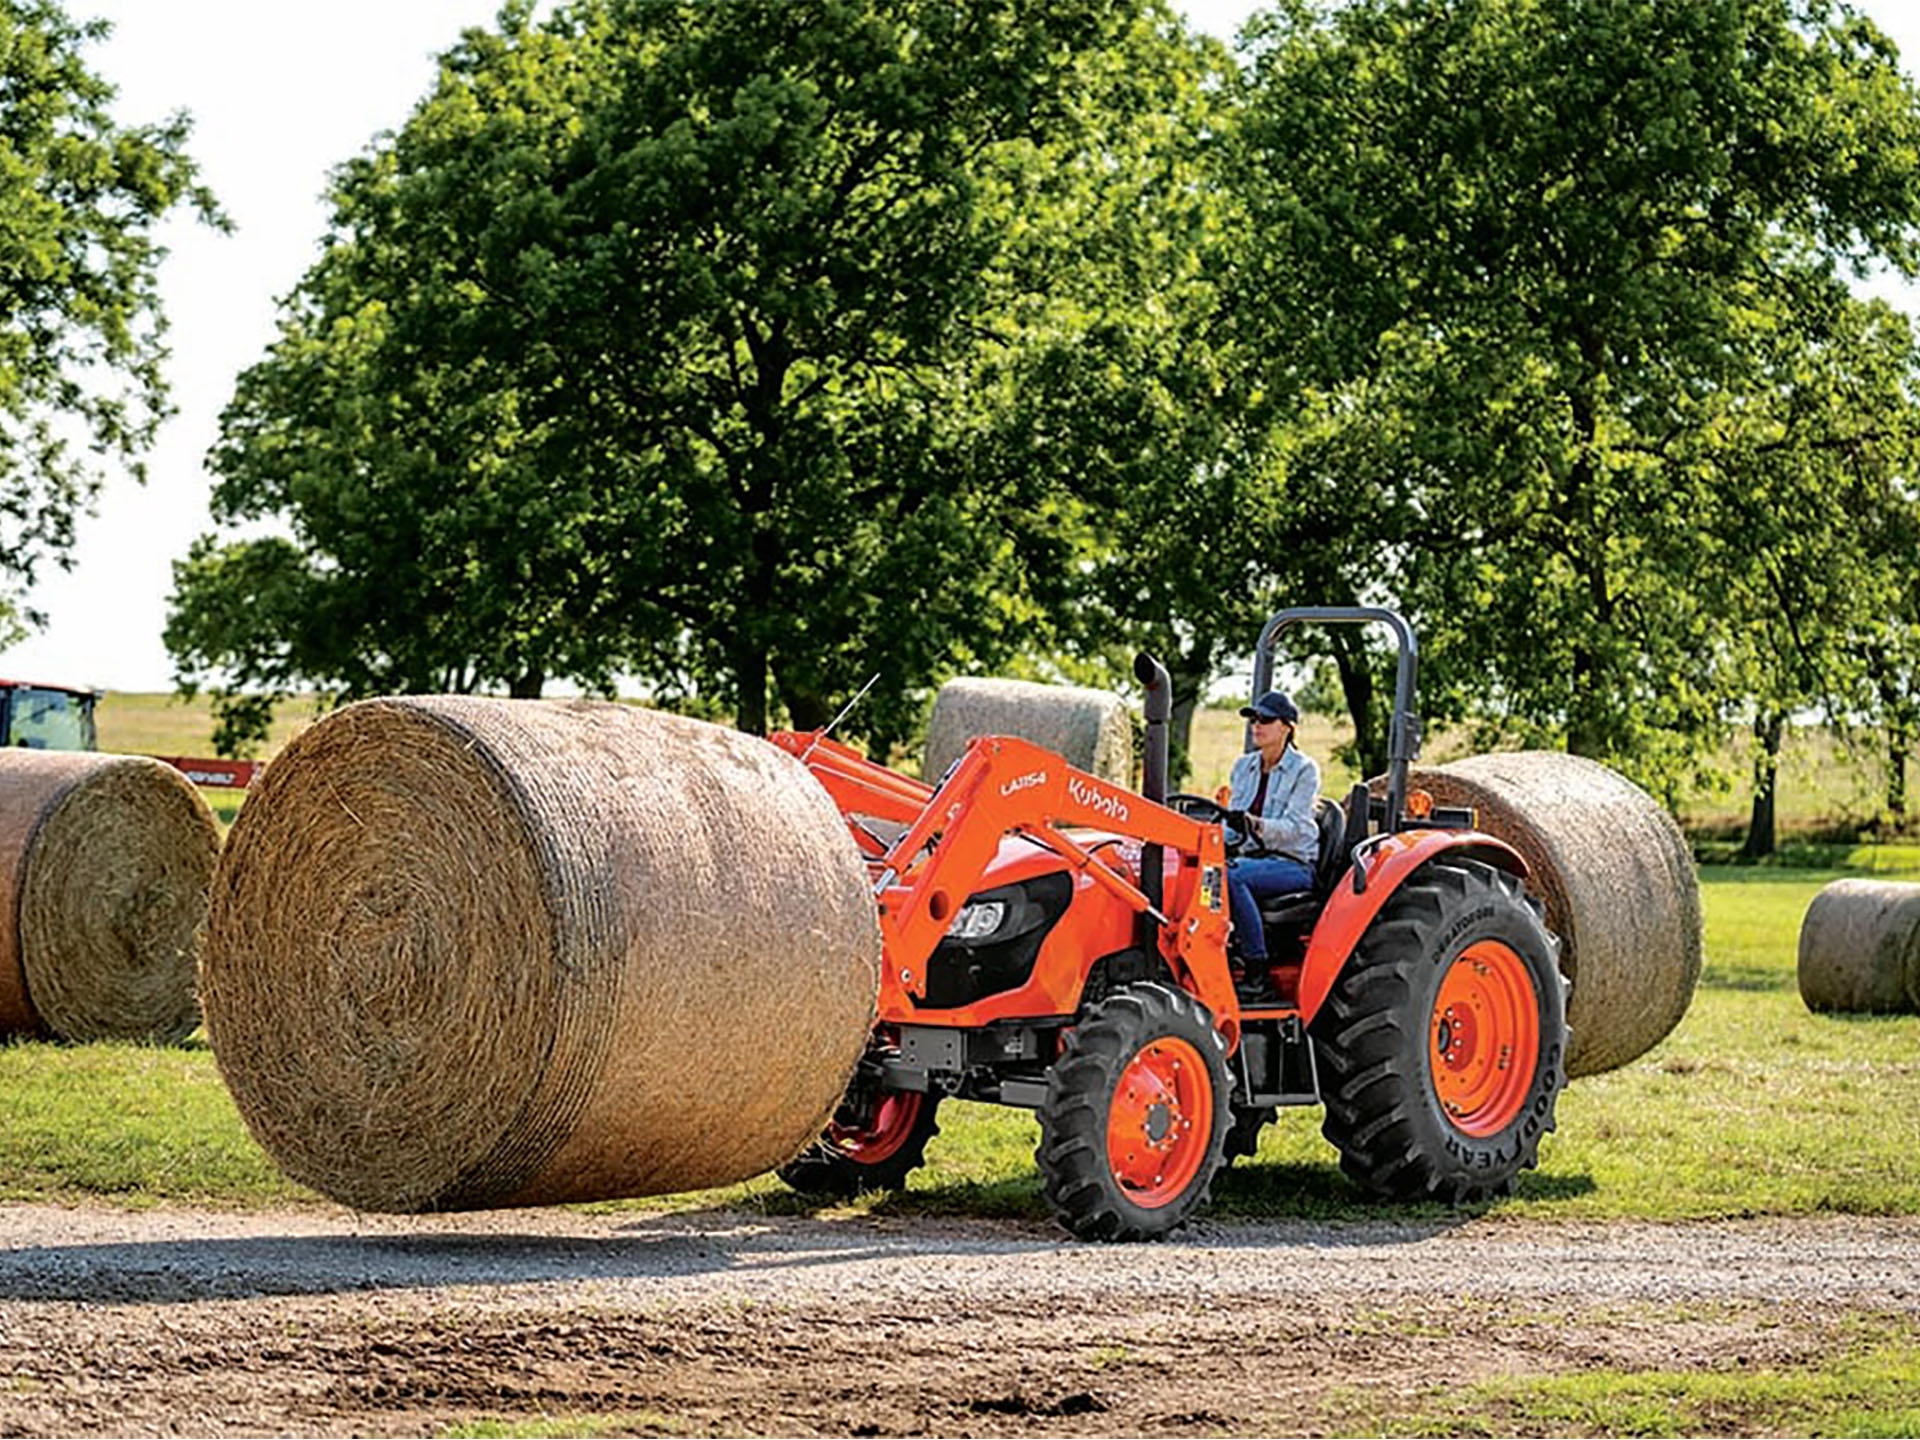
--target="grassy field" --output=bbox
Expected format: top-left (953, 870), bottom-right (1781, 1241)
top-left (7, 691), bottom-right (1910, 1219)
top-left (97, 688), bottom-right (1908, 842)
top-left (93, 690), bottom-right (319, 760)
top-left (2, 858), bottom-right (1915, 1220)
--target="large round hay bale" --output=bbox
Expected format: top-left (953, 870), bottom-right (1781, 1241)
top-left (0, 751), bottom-right (218, 1044)
top-left (1374, 752), bottom-right (1702, 1079)
top-left (922, 677), bottom-right (1133, 785)
top-left (202, 696), bottom-right (880, 1214)
top-left (1796, 878), bottom-right (1920, 1015)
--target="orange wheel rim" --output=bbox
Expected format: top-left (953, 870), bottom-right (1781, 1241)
top-left (1430, 940), bottom-right (1540, 1136)
top-left (830, 1090), bottom-right (923, 1164)
top-left (1105, 1036), bottom-right (1214, 1208)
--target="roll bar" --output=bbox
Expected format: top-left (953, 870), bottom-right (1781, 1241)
top-left (1249, 606), bottom-right (1421, 833)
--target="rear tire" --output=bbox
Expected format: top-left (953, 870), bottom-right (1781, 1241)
top-left (1037, 982), bottom-right (1231, 1240)
top-left (779, 1084), bottom-right (941, 1198)
top-left (1312, 857), bottom-right (1565, 1203)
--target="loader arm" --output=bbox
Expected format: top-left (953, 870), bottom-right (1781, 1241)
top-left (771, 730), bottom-right (1239, 1045)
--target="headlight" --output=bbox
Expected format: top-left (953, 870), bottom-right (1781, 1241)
top-left (946, 899), bottom-right (1008, 941)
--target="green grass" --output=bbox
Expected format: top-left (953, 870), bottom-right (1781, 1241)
top-left (4, 861), bottom-right (1919, 1221)
top-left (1324, 1320), bottom-right (1920, 1438)
top-left (0, 1040), bottom-right (302, 1206)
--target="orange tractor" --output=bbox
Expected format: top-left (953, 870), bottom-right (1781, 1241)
top-left (769, 607), bottom-right (1565, 1240)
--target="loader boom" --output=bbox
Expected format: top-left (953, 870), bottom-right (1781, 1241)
top-left (769, 729), bottom-right (1239, 1044)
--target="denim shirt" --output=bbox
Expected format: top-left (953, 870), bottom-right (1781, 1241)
top-left (1226, 744), bottom-right (1320, 865)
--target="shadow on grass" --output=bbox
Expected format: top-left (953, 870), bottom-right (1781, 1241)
top-left (727, 1157), bottom-right (1598, 1235)
top-left (1699, 962), bottom-right (1794, 992)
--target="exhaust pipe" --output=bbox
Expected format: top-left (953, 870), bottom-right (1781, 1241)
top-left (1134, 652), bottom-right (1171, 915)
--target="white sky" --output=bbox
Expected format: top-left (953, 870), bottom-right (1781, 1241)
top-left (3, 0), bottom-right (1918, 691)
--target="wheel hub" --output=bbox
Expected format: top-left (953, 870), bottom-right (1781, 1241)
top-left (1106, 1036), bottom-right (1214, 1208)
top-left (1429, 940), bottom-right (1540, 1137)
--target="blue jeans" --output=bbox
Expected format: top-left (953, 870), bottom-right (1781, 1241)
top-left (1227, 855), bottom-right (1314, 963)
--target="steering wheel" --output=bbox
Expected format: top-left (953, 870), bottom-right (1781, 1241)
top-left (1165, 793), bottom-right (1253, 854)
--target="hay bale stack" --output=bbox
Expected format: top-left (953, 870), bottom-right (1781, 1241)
top-left (202, 696), bottom-right (880, 1214)
top-left (0, 751), bottom-right (219, 1044)
top-left (1376, 752), bottom-right (1702, 1078)
top-left (1797, 879), bottom-right (1920, 1014)
top-left (922, 677), bottom-right (1133, 785)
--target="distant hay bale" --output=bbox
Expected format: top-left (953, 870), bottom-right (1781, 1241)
top-left (0, 751), bottom-right (218, 1044)
top-left (1796, 879), bottom-right (1920, 1015)
top-left (201, 696), bottom-right (881, 1214)
top-left (922, 677), bottom-right (1133, 785)
top-left (1376, 752), bottom-right (1703, 1079)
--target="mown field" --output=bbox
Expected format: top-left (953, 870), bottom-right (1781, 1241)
top-left (16, 689), bottom-right (1918, 1222)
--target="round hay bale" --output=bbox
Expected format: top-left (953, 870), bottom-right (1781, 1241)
top-left (1372, 751), bottom-right (1702, 1078)
top-left (1796, 878), bottom-right (1920, 1015)
top-left (0, 751), bottom-right (219, 1044)
top-left (922, 677), bottom-right (1133, 785)
top-left (202, 696), bottom-right (880, 1213)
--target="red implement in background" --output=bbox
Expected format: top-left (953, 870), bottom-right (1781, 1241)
top-left (151, 756), bottom-right (263, 789)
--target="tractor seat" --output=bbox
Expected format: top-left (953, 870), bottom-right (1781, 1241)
top-left (1255, 796), bottom-right (1351, 929)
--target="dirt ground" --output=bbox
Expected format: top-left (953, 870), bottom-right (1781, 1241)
top-left (2, 1203), bottom-right (1918, 1437)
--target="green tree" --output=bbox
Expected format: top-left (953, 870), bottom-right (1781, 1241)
top-left (0, 0), bottom-right (218, 641)
top-left (169, 0), bottom-right (1199, 752)
top-left (1225, 0), bottom-right (1920, 793)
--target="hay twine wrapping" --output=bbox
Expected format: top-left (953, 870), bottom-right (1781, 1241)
top-left (1796, 878), bottom-right (1920, 1015)
top-left (202, 696), bottom-right (882, 1214)
top-left (1375, 751), bottom-right (1703, 1078)
top-left (922, 677), bottom-right (1133, 785)
top-left (0, 750), bottom-right (219, 1044)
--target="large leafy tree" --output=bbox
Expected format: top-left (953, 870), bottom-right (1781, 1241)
top-left (170, 0), bottom-right (1200, 751)
top-left (1226, 0), bottom-right (1920, 793)
top-left (0, 0), bottom-right (218, 642)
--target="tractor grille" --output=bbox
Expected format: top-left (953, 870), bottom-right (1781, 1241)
top-left (917, 872), bottom-right (1073, 1010)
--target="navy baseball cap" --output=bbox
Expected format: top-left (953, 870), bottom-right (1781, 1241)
top-left (1240, 690), bottom-right (1299, 724)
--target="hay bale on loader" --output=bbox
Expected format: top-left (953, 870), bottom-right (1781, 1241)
top-left (201, 696), bottom-right (881, 1214)
top-left (1377, 751), bottom-right (1702, 1078)
top-left (922, 676), bottom-right (1133, 785)
top-left (1797, 878), bottom-right (1920, 1015)
top-left (0, 751), bottom-right (219, 1044)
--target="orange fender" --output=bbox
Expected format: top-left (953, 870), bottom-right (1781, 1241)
top-left (1295, 830), bottom-right (1530, 1025)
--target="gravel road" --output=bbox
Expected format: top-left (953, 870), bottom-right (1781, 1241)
top-left (3, 1203), bottom-right (1917, 1435)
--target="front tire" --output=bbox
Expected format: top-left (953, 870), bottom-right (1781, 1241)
top-left (1037, 982), bottom-right (1231, 1240)
top-left (779, 1083), bottom-right (941, 1198)
top-left (1313, 857), bottom-right (1565, 1203)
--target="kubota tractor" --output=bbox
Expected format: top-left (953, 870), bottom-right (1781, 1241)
top-left (769, 607), bottom-right (1565, 1240)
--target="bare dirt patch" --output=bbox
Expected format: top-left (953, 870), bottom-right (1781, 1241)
top-left (2, 1204), bottom-right (1917, 1436)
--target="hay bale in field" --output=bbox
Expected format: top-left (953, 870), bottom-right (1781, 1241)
top-left (1374, 751), bottom-right (1702, 1079)
top-left (1796, 878), bottom-right (1920, 1015)
top-left (922, 677), bottom-right (1133, 785)
top-left (201, 696), bottom-right (881, 1214)
top-left (0, 751), bottom-right (219, 1044)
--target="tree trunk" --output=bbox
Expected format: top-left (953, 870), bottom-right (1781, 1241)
top-left (508, 667), bottom-right (544, 700)
top-left (1889, 729), bottom-right (1909, 829)
top-left (1739, 711), bottom-right (1785, 860)
top-left (734, 636), bottom-right (769, 736)
top-left (783, 690), bottom-right (832, 733)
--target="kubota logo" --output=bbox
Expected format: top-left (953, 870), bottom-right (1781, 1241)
top-left (1000, 770), bottom-right (1048, 797)
top-left (1067, 776), bottom-right (1130, 823)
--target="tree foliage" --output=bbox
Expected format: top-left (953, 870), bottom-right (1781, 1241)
top-left (169, 0), bottom-right (1203, 752)
top-left (164, 0), bottom-right (1920, 847)
top-left (0, 0), bottom-right (218, 642)
top-left (1225, 0), bottom-right (1920, 796)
